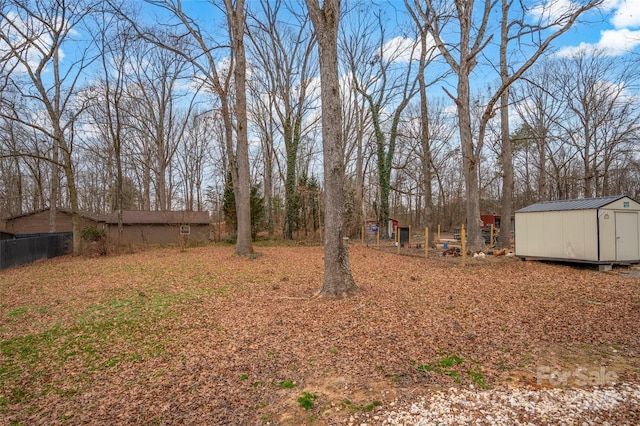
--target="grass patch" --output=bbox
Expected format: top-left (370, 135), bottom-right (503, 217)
top-left (385, 373), bottom-right (399, 383)
top-left (0, 291), bottom-right (197, 406)
top-left (280, 380), bottom-right (295, 389)
top-left (415, 354), bottom-right (488, 388)
top-left (298, 392), bottom-right (317, 410)
top-left (341, 399), bottom-right (383, 412)
top-left (6, 307), bottom-right (28, 318)
top-left (364, 400), bottom-right (383, 411)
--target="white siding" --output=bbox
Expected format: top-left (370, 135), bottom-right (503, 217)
top-left (516, 196), bottom-right (640, 263)
top-left (515, 210), bottom-right (598, 261)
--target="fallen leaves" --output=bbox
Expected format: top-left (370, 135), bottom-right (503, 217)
top-left (0, 245), bottom-right (639, 424)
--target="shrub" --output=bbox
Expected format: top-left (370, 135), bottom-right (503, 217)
top-left (81, 226), bottom-right (106, 242)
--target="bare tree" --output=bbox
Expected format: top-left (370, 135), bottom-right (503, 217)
top-left (514, 60), bottom-right (568, 202)
top-left (114, 0), bottom-right (254, 255)
top-left (405, 0), bottom-right (444, 245)
top-left (412, 0), bottom-right (600, 249)
top-left (224, 0), bottom-right (253, 255)
top-left (341, 73), bottom-right (372, 236)
top-left (0, 118), bottom-right (25, 216)
top-left (495, 0), bottom-right (601, 248)
top-left (124, 37), bottom-right (197, 211)
top-left (0, 0), bottom-right (99, 255)
top-left (176, 111), bottom-right (214, 211)
top-left (247, 0), bottom-right (317, 240)
top-left (86, 7), bottom-right (134, 239)
top-left (343, 10), bottom-right (419, 238)
top-left (553, 51), bottom-right (639, 197)
top-left (246, 80), bottom-right (277, 236)
top-left (306, 0), bottom-right (358, 297)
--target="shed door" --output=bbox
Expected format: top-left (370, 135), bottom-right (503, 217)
top-left (615, 212), bottom-right (639, 261)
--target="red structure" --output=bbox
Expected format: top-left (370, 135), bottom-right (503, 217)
top-left (481, 214), bottom-right (499, 228)
top-left (480, 214), bottom-right (514, 230)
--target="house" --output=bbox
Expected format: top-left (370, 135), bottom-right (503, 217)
top-left (1, 208), bottom-right (212, 246)
top-left (515, 196), bottom-right (640, 266)
top-left (1, 207), bottom-right (105, 235)
top-left (105, 210), bottom-right (211, 245)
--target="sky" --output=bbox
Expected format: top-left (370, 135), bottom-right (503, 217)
top-left (554, 0), bottom-right (640, 56)
top-left (5, 0), bottom-right (637, 87)
top-left (161, 0), bottom-right (640, 57)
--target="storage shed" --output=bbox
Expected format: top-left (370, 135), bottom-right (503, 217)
top-left (515, 196), bottom-right (640, 265)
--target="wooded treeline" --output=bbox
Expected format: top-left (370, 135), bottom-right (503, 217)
top-left (1, 0), bottom-right (639, 251)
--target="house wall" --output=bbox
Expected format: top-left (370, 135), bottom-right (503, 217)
top-left (107, 224), bottom-right (210, 245)
top-left (4, 211), bottom-right (102, 235)
top-left (515, 210), bottom-right (598, 261)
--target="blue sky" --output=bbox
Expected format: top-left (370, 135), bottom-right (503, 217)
top-left (554, 0), bottom-right (640, 56)
top-left (146, 0), bottom-right (640, 57)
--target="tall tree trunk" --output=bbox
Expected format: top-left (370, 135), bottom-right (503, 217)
top-left (353, 96), bottom-right (365, 234)
top-left (306, 0), bottom-right (357, 297)
top-left (116, 145), bottom-right (123, 240)
top-left (415, 15), bottom-right (434, 247)
top-left (497, 0), bottom-right (512, 249)
top-left (284, 122), bottom-right (297, 240)
top-left (225, 0), bottom-right (253, 256)
top-left (61, 147), bottom-right (81, 255)
top-left (49, 139), bottom-right (59, 232)
top-left (498, 87), bottom-right (513, 248)
top-left (458, 74), bottom-right (483, 249)
top-left (419, 84), bottom-right (434, 246)
top-left (537, 126), bottom-right (548, 201)
top-left (263, 133), bottom-right (274, 237)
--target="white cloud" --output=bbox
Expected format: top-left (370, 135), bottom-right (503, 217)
top-left (556, 28), bottom-right (640, 56)
top-left (529, 0), bottom-right (582, 24)
top-left (610, 0), bottom-right (640, 28)
top-left (380, 36), bottom-right (417, 63)
top-left (0, 11), bottom-right (71, 74)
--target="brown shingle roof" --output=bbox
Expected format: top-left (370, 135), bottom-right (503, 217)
top-left (2, 207), bottom-right (106, 222)
top-left (105, 210), bottom-right (210, 225)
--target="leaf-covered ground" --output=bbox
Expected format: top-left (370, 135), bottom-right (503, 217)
top-left (1, 245), bottom-right (639, 425)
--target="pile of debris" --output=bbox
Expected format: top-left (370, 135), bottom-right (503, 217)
top-left (442, 247), bottom-right (515, 258)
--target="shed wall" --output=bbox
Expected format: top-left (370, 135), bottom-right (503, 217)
top-left (515, 210), bottom-right (598, 261)
top-left (602, 198), bottom-right (640, 210)
top-left (599, 197), bottom-right (640, 261)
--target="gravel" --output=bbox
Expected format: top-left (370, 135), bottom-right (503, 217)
top-left (350, 383), bottom-right (640, 425)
